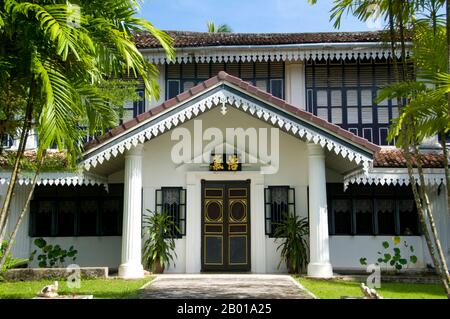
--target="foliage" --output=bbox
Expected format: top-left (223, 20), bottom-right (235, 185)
top-left (0, 240), bottom-right (30, 276)
top-left (0, 0), bottom-right (174, 273)
top-left (0, 150), bottom-right (75, 172)
top-left (0, 277), bottom-right (153, 299)
top-left (274, 214), bottom-right (309, 274)
top-left (0, 0), bottom-right (174, 161)
top-left (359, 236), bottom-right (418, 272)
top-left (206, 21), bottom-right (232, 33)
top-left (295, 277), bottom-right (447, 299)
top-left (142, 210), bottom-right (178, 272)
top-left (32, 238), bottom-right (77, 268)
top-left (309, 0), bottom-right (450, 298)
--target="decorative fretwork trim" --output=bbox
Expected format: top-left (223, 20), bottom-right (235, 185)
top-left (0, 172), bottom-right (108, 187)
top-left (344, 168), bottom-right (446, 190)
top-left (82, 87), bottom-right (374, 171)
top-left (144, 47), bottom-right (409, 65)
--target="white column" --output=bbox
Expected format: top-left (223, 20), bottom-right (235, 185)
top-left (251, 174), bottom-right (266, 273)
top-left (307, 143), bottom-right (333, 278)
top-left (185, 174), bottom-right (201, 273)
top-left (119, 144), bottom-right (144, 279)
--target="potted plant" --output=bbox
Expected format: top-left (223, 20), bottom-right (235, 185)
top-left (274, 214), bottom-right (309, 274)
top-left (142, 209), bottom-right (179, 274)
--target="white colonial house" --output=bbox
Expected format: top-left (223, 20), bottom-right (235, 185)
top-left (1, 31), bottom-right (449, 279)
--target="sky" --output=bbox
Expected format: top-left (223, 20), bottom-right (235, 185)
top-left (138, 0), bottom-right (375, 33)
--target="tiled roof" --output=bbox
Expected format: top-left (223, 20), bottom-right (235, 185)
top-left (373, 149), bottom-right (447, 168)
top-left (134, 30), bottom-right (388, 49)
top-left (84, 71), bottom-right (380, 154)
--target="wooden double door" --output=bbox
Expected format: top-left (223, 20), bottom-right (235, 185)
top-left (201, 180), bottom-right (251, 272)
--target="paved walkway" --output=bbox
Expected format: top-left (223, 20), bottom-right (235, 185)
top-left (138, 274), bottom-right (315, 299)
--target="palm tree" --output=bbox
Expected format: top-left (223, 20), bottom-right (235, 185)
top-left (0, 0), bottom-right (174, 268)
top-left (308, 0), bottom-right (450, 297)
top-left (206, 21), bottom-right (232, 33)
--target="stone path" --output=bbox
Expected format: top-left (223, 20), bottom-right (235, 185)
top-left (138, 274), bottom-right (315, 299)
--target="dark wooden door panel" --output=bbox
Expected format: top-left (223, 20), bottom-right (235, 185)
top-left (201, 180), bottom-right (251, 272)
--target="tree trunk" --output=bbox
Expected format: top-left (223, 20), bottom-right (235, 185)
top-left (440, 132), bottom-right (450, 217)
top-left (446, 0), bottom-right (450, 218)
top-left (0, 80), bottom-right (35, 239)
top-left (411, 128), bottom-right (450, 292)
top-left (447, 0), bottom-right (450, 114)
top-left (0, 151), bottom-right (45, 270)
top-left (387, 0), bottom-right (450, 297)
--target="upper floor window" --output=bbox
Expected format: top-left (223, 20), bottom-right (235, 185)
top-left (1, 134), bottom-right (13, 149)
top-left (305, 58), bottom-right (413, 146)
top-left (264, 186), bottom-right (295, 237)
top-left (155, 187), bottom-right (186, 238)
top-left (327, 183), bottom-right (420, 236)
top-left (121, 89), bottom-right (145, 124)
top-left (166, 61), bottom-right (285, 100)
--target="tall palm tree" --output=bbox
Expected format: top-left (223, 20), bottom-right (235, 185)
top-left (0, 0), bottom-right (174, 266)
top-left (206, 21), bottom-right (232, 33)
top-left (308, 0), bottom-right (450, 297)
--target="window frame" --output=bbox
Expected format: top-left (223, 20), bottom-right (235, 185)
top-left (155, 187), bottom-right (187, 239)
top-left (29, 186), bottom-right (123, 237)
top-left (305, 57), bottom-right (407, 145)
top-left (1, 134), bottom-right (14, 149)
top-left (327, 183), bottom-right (421, 237)
top-left (264, 185), bottom-right (296, 238)
top-left (165, 61), bottom-right (285, 100)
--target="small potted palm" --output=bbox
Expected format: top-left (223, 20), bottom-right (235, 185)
top-left (142, 209), bottom-right (179, 274)
top-left (275, 213), bottom-right (309, 274)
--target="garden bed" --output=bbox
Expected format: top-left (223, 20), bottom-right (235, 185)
top-left (3, 267), bottom-right (108, 281)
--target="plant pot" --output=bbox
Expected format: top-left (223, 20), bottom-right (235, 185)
top-left (153, 258), bottom-right (165, 274)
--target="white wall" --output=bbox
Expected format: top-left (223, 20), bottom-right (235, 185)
top-left (139, 107), bottom-right (312, 273)
top-left (330, 236), bottom-right (426, 271)
top-left (29, 237), bottom-right (121, 268)
top-left (6, 103), bottom-right (449, 273)
top-left (425, 185), bottom-right (450, 265)
top-left (330, 184), bottom-right (450, 271)
top-left (1, 184), bottom-right (32, 260)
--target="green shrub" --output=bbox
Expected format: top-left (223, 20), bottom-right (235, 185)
top-left (0, 240), bottom-right (31, 280)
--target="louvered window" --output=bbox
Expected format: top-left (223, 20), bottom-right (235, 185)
top-left (166, 61), bottom-right (285, 100)
top-left (305, 58), bottom-right (412, 145)
top-left (120, 89), bottom-right (145, 124)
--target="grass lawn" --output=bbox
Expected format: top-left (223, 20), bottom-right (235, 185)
top-left (294, 277), bottom-right (447, 299)
top-left (0, 277), bottom-right (153, 299)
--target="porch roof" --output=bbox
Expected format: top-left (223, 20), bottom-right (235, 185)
top-left (82, 71), bottom-right (380, 171)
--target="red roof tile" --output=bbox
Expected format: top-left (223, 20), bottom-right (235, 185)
top-left (373, 149), bottom-right (447, 168)
top-left (134, 31), bottom-right (390, 49)
top-left (84, 71), bottom-right (381, 155)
